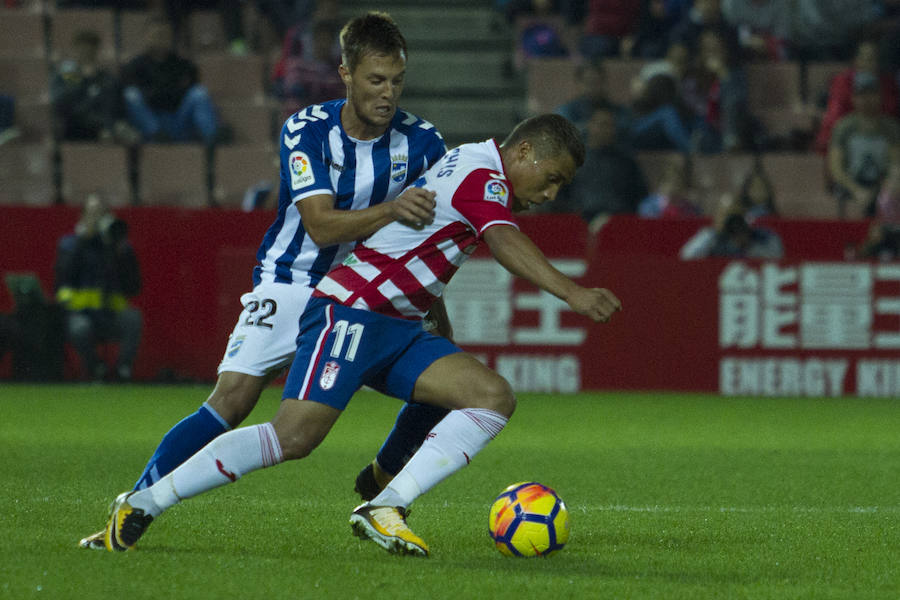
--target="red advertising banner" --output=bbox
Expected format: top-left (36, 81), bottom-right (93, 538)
top-left (1, 207), bottom-right (896, 396)
top-left (450, 218), bottom-right (900, 397)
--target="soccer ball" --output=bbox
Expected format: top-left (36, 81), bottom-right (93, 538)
top-left (488, 481), bottom-right (569, 557)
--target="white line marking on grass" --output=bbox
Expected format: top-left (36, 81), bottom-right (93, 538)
top-left (578, 504), bottom-right (900, 515)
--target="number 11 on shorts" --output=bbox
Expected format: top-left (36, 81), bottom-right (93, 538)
top-left (330, 320), bottom-right (364, 362)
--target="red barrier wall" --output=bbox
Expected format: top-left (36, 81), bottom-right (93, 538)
top-left (2, 207), bottom-right (896, 395)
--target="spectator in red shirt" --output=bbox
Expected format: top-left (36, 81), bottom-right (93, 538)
top-left (814, 38), bottom-right (900, 154)
top-left (572, 0), bottom-right (641, 58)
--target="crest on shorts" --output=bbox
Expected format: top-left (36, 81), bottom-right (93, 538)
top-left (483, 179), bottom-right (509, 206)
top-left (227, 335), bottom-right (245, 358)
top-left (319, 360), bottom-right (340, 390)
top-left (391, 154), bottom-right (408, 183)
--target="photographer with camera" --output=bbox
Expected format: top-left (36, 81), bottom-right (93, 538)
top-left (680, 194), bottom-right (784, 260)
top-left (54, 194), bottom-right (142, 381)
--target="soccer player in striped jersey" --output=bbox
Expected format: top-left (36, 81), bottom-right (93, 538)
top-left (103, 114), bottom-right (622, 556)
top-left (79, 11), bottom-right (449, 549)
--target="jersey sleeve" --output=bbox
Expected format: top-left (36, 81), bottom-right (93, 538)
top-left (450, 168), bottom-right (518, 236)
top-left (424, 131), bottom-right (447, 169)
top-left (279, 109), bottom-right (334, 203)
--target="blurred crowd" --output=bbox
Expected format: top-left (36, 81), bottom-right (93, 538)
top-left (507, 0), bottom-right (900, 259)
top-left (1, 0), bottom-right (899, 260)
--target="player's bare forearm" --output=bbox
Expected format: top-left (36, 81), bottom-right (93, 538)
top-left (484, 225), bottom-right (578, 300)
top-left (297, 188), bottom-right (437, 247)
top-left (484, 225), bottom-right (621, 323)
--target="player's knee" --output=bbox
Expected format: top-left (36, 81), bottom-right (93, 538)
top-left (473, 372), bottom-right (516, 418)
top-left (272, 422), bottom-right (326, 460)
top-left (276, 432), bottom-right (319, 461)
top-left (207, 373), bottom-right (264, 427)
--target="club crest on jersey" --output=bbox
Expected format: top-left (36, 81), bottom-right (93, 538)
top-left (483, 179), bottom-right (509, 206)
top-left (227, 335), bottom-right (245, 358)
top-left (289, 151), bottom-right (314, 190)
top-left (319, 360), bottom-right (340, 390)
top-left (391, 154), bottom-right (408, 183)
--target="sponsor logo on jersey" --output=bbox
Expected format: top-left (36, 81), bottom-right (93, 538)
top-left (289, 151), bottom-right (314, 189)
top-left (391, 154), bottom-right (408, 183)
top-left (227, 335), bottom-right (245, 358)
top-left (319, 360), bottom-right (340, 390)
top-left (483, 179), bottom-right (509, 206)
top-left (325, 157), bottom-right (344, 173)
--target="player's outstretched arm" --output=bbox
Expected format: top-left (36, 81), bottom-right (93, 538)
top-left (483, 224), bottom-right (622, 323)
top-left (297, 187), bottom-right (437, 246)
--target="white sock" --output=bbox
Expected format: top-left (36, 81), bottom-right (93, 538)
top-left (370, 408), bottom-right (508, 509)
top-left (130, 423), bottom-right (283, 517)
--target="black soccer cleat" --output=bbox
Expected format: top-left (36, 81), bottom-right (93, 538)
top-left (354, 463), bottom-right (383, 501)
top-left (104, 492), bottom-right (154, 551)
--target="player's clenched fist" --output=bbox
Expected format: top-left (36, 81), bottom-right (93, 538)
top-left (566, 287), bottom-right (622, 323)
top-left (391, 187), bottom-right (437, 228)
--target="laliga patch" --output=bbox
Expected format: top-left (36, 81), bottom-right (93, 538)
top-left (319, 360), bottom-right (340, 390)
top-left (483, 179), bottom-right (509, 206)
top-left (289, 151), bottom-right (314, 190)
top-left (227, 335), bottom-right (245, 358)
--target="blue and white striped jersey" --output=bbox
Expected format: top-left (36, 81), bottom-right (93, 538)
top-left (252, 99), bottom-right (447, 288)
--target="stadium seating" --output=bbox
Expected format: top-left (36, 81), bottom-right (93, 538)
top-left (49, 7), bottom-right (116, 64)
top-left (0, 143), bottom-right (54, 206)
top-left (217, 101), bottom-right (276, 144)
top-left (14, 101), bottom-right (53, 142)
top-left (525, 57), bottom-right (577, 115)
top-left (189, 10), bottom-right (228, 54)
top-left (804, 61), bottom-right (845, 106)
top-left (59, 142), bottom-right (131, 207)
top-left (0, 9), bottom-right (45, 59)
top-left (0, 56), bottom-right (50, 104)
top-left (117, 9), bottom-right (148, 63)
top-left (747, 61), bottom-right (802, 111)
top-left (195, 54), bottom-right (266, 103)
top-left (760, 153), bottom-right (833, 218)
top-left (603, 58), bottom-right (643, 106)
top-left (0, 3), bottom-right (867, 221)
top-left (212, 143), bottom-right (278, 209)
top-left (138, 144), bottom-right (208, 207)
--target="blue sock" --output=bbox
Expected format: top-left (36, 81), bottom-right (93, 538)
top-left (376, 403), bottom-right (449, 476)
top-left (132, 402), bottom-right (230, 490)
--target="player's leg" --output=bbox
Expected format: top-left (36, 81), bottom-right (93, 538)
top-left (79, 284), bottom-right (304, 549)
top-left (354, 402), bottom-right (449, 500)
top-left (351, 351), bottom-right (514, 556)
top-left (104, 297), bottom-right (353, 551)
top-left (130, 282), bottom-right (306, 491)
top-left (368, 352), bottom-right (513, 510)
top-left (76, 370), bottom-right (273, 550)
top-left (105, 398), bottom-right (343, 551)
top-left (130, 370), bottom-right (272, 490)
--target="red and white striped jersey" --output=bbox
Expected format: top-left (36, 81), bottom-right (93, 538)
top-left (313, 139), bottom-right (518, 320)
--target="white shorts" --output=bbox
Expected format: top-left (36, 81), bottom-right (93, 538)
top-left (217, 281), bottom-right (314, 377)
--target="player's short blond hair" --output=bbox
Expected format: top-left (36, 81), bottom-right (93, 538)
top-left (340, 12), bottom-right (407, 73)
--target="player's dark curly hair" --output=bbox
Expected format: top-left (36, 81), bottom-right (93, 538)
top-left (501, 114), bottom-right (585, 168)
top-left (340, 12), bottom-right (408, 73)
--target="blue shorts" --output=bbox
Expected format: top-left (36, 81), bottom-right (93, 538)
top-left (283, 296), bottom-right (462, 410)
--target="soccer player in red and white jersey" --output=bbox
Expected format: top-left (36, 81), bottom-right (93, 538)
top-left (104, 114), bottom-right (622, 556)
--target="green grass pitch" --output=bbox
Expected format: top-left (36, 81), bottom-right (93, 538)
top-left (1, 385), bottom-right (898, 599)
